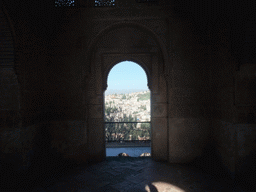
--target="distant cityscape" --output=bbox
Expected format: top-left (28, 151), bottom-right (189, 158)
top-left (105, 90), bottom-right (150, 122)
top-left (105, 89), bottom-right (148, 96)
top-left (104, 90), bottom-right (151, 141)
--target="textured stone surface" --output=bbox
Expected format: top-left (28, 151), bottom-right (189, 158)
top-left (152, 104), bottom-right (167, 118)
top-left (48, 120), bottom-right (88, 163)
top-left (87, 118), bottom-right (105, 161)
top-left (151, 118), bottom-right (168, 161)
top-left (169, 118), bottom-right (210, 163)
top-left (235, 123), bottom-right (256, 190)
top-left (0, 68), bottom-right (20, 110)
top-left (0, 1), bottom-right (255, 191)
top-left (32, 157), bottom-right (232, 192)
top-left (88, 105), bottom-right (103, 118)
top-left (212, 120), bottom-right (236, 174)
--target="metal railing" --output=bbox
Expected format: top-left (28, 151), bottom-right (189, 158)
top-left (105, 122), bottom-right (151, 143)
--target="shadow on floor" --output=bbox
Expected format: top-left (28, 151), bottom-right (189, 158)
top-left (28, 157), bottom-right (236, 192)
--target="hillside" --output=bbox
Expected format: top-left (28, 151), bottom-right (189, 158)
top-left (137, 92), bottom-right (150, 101)
top-left (105, 90), bottom-right (150, 122)
top-left (105, 89), bottom-right (148, 95)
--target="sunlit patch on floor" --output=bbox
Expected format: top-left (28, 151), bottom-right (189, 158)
top-left (145, 182), bottom-right (185, 192)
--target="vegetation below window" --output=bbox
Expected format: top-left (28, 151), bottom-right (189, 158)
top-left (105, 106), bottom-right (151, 142)
top-left (122, 94), bottom-right (126, 99)
top-left (137, 92), bottom-right (150, 101)
top-left (139, 105), bottom-right (147, 111)
top-left (105, 122), bottom-right (151, 142)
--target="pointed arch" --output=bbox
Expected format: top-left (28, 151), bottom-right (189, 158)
top-left (0, 4), bottom-right (20, 112)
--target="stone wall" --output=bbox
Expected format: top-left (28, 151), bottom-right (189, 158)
top-left (0, 2), bottom-right (88, 190)
top-left (0, 5), bottom-right (29, 190)
top-left (0, 0), bottom-right (256, 191)
top-left (167, 15), bottom-right (211, 163)
top-left (204, 15), bottom-right (256, 191)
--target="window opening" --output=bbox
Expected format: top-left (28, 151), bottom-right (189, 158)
top-left (95, 0), bottom-right (116, 7)
top-left (105, 61), bottom-right (151, 157)
top-left (55, 0), bottom-right (75, 7)
top-left (135, 0), bottom-right (159, 5)
top-left (136, 0), bottom-right (159, 2)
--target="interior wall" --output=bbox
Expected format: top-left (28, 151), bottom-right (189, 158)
top-left (232, 16), bottom-right (256, 189)
top-left (206, 15), bottom-right (256, 190)
top-left (167, 14), bottom-right (211, 163)
top-left (1, 2), bottom-right (89, 190)
top-left (0, 0), bottom-right (213, 171)
top-left (0, 5), bottom-right (28, 190)
top-left (37, 8), bottom-right (88, 165)
top-left (1, 0), bottom-right (255, 191)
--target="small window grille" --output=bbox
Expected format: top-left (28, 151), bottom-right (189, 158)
top-left (55, 0), bottom-right (75, 7)
top-left (95, 0), bottom-right (116, 7)
top-left (136, 0), bottom-right (159, 3)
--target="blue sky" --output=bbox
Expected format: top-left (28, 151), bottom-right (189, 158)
top-left (107, 61), bottom-right (148, 90)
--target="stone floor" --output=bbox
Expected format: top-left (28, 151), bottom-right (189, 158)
top-left (32, 157), bottom-right (241, 192)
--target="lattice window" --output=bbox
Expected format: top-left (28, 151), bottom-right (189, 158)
top-left (95, 0), bottom-right (116, 7)
top-left (136, 0), bottom-right (159, 3)
top-left (55, 0), bottom-right (75, 7)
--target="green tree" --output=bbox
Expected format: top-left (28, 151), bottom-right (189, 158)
top-left (105, 106), bottom-right (121, 142)
top-left (105, 106), bottom-right (150, 141)
top-left (139, 105), bottom-right (146, 110)
top-left (137, 92), bottom-right (150, 101)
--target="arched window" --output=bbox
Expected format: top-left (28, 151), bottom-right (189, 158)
top-left (105, 61), bottom-right (151, 157)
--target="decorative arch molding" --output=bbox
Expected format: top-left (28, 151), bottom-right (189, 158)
top-left (85, 22), bottom-right (169, 161)
top-left (0, 4), bottom-right (19, 83)
top-left (1, 3), bottom-right (18, 76)
top-left (0, 3), bottom-right (21, 124)
top-left (87, 21), bottom-right (169, 77)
